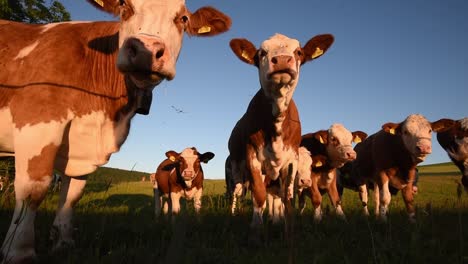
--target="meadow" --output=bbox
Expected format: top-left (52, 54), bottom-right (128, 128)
top-left (0, 163), bottom-right (467, 264)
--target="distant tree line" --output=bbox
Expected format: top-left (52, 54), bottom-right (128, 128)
top-left (0, 0), bottom-right (70, 23)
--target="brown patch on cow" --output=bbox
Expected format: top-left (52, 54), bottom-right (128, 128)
top-left (1, 21), bottom-right (131, 129)
top-left (27, 143), bottom-right (58, 182)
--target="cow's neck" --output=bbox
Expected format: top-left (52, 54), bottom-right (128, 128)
top-left (261, 83), bottom-right (296, 137)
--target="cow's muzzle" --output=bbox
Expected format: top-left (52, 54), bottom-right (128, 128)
top-left (117, 36), bottom-right (175, 87)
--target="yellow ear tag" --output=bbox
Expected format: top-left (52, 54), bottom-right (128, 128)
top-left (389, 128), bottom-right (396, 135)
top-left (311, 47), bottom-right (324, 59)
top-left (197, 26), bottom-right (211, 34)
top-left (354, 136), bottom-right (362, 144)
top-left (319, 135), bottom-right (325, 144)
top-left (315, 161), bottom-right (323, 167)
top-left (94, 0), bottom-right (104, 7)
top-left (241, 50), bottom-right (251, 62)
top-left (169, 156), bottom-right (176, 162)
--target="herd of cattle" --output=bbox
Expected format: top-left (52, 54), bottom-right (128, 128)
top-left (0, 0), bottom-right (466, 263)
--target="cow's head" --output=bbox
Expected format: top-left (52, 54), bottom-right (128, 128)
top-left (229, 33), bottom-right (334, 117)
top-left (164, 147), bottom-right (215, 188)
top-left (87, 0), bottom-right (231, 89)
top-left (313, 124), bottom-right (367, 168)
top-left (382, 114), bottom-right (455, 163)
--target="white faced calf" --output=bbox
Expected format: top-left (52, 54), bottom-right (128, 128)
top-left (153, 147), bottom-right (214, 217)
top-left (298, 124), bottom-right (367, 221)
top-left (227, 33), bottom-right (334, 227)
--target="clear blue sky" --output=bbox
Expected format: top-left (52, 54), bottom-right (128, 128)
top-left (62, 0), bottom-right (467, 179)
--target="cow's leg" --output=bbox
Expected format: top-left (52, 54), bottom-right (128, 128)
top-left (170, 191), bottom-right (182, 216)
top-left (2, 124), bottom-right (64, 263)
top-left (51, 175), bottom-right (87, 252)
top-left (358, 184), bottom-right (369, 216)
top-left (154, 188), bottom-right (162, 218)
top-left (373, 183), bottom-right (380, 217)
top-left (327, 174), bottom-right (345, 220)
top-left (230, 160), bottom-right (245, 215)
top-left (401, 182), bottom-right (416, 222)
top-left (193, 188), bottom-right (203, 214)
top-left (248, 156), bottom-right (265, 228)
top-left (231, 183), bottom-right (243, 215)
top-left (378, 180), bottom-right (391, 222)
top-left (297, 188), bottom-right (306, 215)
top-left (310, 181), bottom-right (322, 222)
top-left (267, 191), bottom-right (274, 220)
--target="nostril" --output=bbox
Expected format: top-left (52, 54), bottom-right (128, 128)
top-left (271, 57), bottom-right (277, 64)
top-left (155, 48), bottom-right (164, 59)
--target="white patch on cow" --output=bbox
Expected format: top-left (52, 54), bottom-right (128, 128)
top-left (117, 0), bottom-right (186, 80)
top-left (0, 107), bottom-right (14, 154)
top-left (401, 114), bottom-right (433, 162)
top-left (14, 41), bottom-right (39, 60)
top-left (358, 184), bottom-right (369, 216)
top-left (171, 191), bottom-right (183, 214)
top-left (318, 171), bottom-right (335, 189)
top-left (313, 205), bottom-right (322, 222)
top-left (40, 21), bottom-right (92, 33)
top-left (62, 110), bottom-right (134, 176)
top-left (2, 119), bottom-right (69, 261)
top-left (460, 117), bottom-right (468, 130)
top-left (179, 147), bottom-right (199, 183)
top-left (326, 123), bottom-right (356, 168)
top-left (296, 147), bottom-right (312, 188)
top-left (379, 181), bottom-right (391, 221)
top-left (51, 176), bottom-right (87, 251)
top-left (259, 34), bottom-right (301, 118)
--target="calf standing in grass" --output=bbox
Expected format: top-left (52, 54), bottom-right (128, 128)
top-left (298, 124), bottom-right (367, 221)
top-left (227, 33), bottom-right (334, 227)
top-left (348, 114), bottom-right (454, 221)
top-left (436, 117), bottom-right (468, 193)
top-left (152, 147), bottom-right (214, 217)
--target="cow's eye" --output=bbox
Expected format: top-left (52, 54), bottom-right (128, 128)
top-left (296, 49), bottom-right (303, 57)
top-left (181, 15), bottom-right (189, 23)
top-left (119, 0), bottom-right (126, 6)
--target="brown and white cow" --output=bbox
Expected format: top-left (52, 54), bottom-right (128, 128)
top-left (297, 124), bottom-right (367, 221)
top-left (153, 148), bottom-right (214, 217)
top-left (348, 114), bottom-right (454, 222)
top-left (0, 0), bottom-right (230, 262)
top-left (436, 117), bottom-right (468, 192)
top-left (227, 33), bottom-right (334, 227)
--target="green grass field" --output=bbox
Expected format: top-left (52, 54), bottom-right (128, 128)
top-left (0, 162), bottom-right (467, 263)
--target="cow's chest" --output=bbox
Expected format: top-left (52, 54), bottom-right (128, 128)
top-left (258, 138), bottom-right (297, 181)
top-left (59, 110), bottom-right (134, 175)
top-left (317, 171), bottom-right (335, 189)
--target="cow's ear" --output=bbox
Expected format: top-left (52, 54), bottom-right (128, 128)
top-left (302, 34), bottom-right (334, 64)
top-left (187, 6), bottom-right (232, 37)
top-left (312, 154), bottom-right (327, 168)
top-left (382, 123), bottom-right (400, 135)
top-left (165, 150), bottom-right (179, 162)
top-left (313, 130), bottom-right (329, 144)
top-left (199, 152), bottom-right (215, 163)
top-left (230, 38), bottom-right (257, 65)
top-left (352, 131), bottom-right (368, 143)
top-left (431, 118), bottom-right (456, 133)
top-left (86, 0), bottom-right (120, 16)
